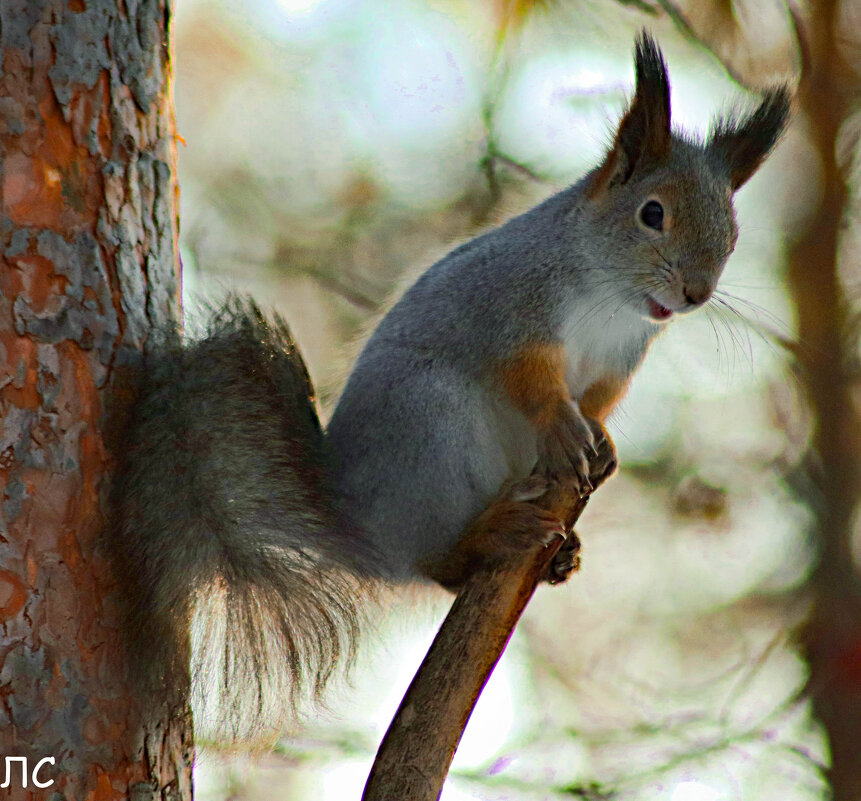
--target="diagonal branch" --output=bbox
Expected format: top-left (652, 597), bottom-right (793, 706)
top-left (362, 484), bottom-right (589, 800)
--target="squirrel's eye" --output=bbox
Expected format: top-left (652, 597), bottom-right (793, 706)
top-left (639, 200), bottom-right (664, 230)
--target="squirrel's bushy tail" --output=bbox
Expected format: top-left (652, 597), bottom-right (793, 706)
top-left (112, 297), bottom-right (376, 741)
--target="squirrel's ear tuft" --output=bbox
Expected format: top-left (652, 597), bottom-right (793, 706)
top-left (589, 31), bottom-right (671, 198)
top-left (708, 86), bottom-right (791, 191)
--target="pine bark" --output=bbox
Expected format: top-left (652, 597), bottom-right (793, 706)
top-left (0, 1), bottom-right (190, 798)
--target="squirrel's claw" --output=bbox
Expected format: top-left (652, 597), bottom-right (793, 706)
top-left (585, 419), bottom-right (618, 490)
top-left (544, 531), bottom-right (582, 584)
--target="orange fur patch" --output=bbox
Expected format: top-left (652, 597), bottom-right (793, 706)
top-left (580, 375), bottom-right (630, 422)
top-left (497, 344), bottom-right (568, 429)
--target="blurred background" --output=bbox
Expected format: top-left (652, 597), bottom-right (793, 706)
top-left (172, 1), bottom-right (860, 799)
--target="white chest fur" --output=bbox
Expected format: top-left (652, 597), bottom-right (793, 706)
top-left (561, 294), bottom-right (656, 399)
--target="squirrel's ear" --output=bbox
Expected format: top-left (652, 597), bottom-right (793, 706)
top-left (589, 31), bottom-right (671, 198)
top-left (708, 87), bottom-right (791, 191)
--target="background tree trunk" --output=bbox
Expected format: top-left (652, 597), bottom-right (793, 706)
top-left (0, 1), bottom-right (191, 798)
top-left (791, 3), bottom-right (861, 799)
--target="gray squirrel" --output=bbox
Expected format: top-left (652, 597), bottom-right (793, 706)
top-left (112, 33), bottom-right (790, 737)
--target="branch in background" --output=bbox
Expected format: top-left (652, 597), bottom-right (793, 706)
top-left (478, 145), bottom-right (547, 220)
top-left (653, 0), bottom-right (799, 88)
top-left (615, 0), bottom-right (660, 14)
top-left (303, 269), bottom-right (382, 312)
top-left (274, 242), bottom-right (385, 312)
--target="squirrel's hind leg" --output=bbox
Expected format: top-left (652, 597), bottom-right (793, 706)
top-left (420, 475), bottom-right (567, 591)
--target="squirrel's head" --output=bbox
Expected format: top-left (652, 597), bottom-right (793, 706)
top-left (584, 32), bottom-right (791, 324)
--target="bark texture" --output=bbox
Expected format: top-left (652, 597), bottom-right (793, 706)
top-left (792, 4), bottom-right (861, 799)
top-left (0, 1), bottom-right (189, 798)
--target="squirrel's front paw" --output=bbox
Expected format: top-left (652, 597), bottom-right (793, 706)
top-left (536, 403), bottom-right (596, 494)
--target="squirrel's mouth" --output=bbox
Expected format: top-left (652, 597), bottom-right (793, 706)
top-left (645, 295), bottom-right (674, 322)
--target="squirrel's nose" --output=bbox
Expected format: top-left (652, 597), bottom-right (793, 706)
top-left (683, 282), bottom-right (713, 307)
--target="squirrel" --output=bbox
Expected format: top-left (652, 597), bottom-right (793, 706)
top-left (111, 33), bottom-right (790, 738)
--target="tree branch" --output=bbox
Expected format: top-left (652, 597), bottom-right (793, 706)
top-left (363, 484), bottom-right (589, 800)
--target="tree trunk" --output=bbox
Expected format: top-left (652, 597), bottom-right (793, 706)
top-left (0, 1), bottom-right (191, 798)
top-left (791, 4), bottom-right (861, 799)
